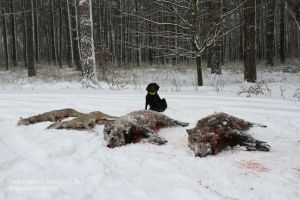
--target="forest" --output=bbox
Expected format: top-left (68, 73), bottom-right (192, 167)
top-left (0, 0), bottom-right (299, 86)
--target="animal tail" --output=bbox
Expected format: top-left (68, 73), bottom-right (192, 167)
top-left (239, 135), bottom-right (270, 152)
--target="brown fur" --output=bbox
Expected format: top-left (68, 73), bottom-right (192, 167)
top-left (17, 108), bottom-right (118, 130)
top-left (17, 108), bottom-right (82, 126)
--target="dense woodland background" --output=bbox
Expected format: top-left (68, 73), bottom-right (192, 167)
top-left (0, 0), bottom-right (299, 86)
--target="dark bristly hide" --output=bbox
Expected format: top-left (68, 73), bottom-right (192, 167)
top-left (187, 112), bottom-right (270, 157)
top-left (104, 110), bottom-right (189, 148)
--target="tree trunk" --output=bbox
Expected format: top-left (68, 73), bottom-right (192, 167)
top-left (59, 0), bottom-right (63, 68)
top-left (21, 0), bottom-right (27, 68)
top-left (256, 5), bottom-right (262, 61)
top-left (296, 3), bottom-right (300, 23)
top-left (280, 0), bottom-right (286, 63)
top-left (50, 0), bottom-right (57, 64)
top-left (25, 0), bottom-right (36, 77)
top-left (33, 0), bottom-right (39, 62)
top-left (2, 8), bottom-right (9, 70)
top-left (135, 0), bottom-right (140, 66)
top-left (244, 0), bottom-right (256, 82)
top-left (265, 0), bottom-right (276, 66)
top-left (207, 47), bottom-right (212, 69)
top-left (80, 0), bottom-right (98, 86)
top-left (46, 23), bottom-right (51, 64)
top-left (10, 0), bottom-right (18, 66)
top-left (191, 0), bottom-right (203, 86)
top-left (70, 0), bottom-right (82, 71)
top-left (239, 2), bottom-right (244, 61)
top-left (65, 0), bottom-right (74, 68)
top-left (210, 0), bottom-right (221, 74)
top-left (119, 0), bottom-right (123, 66)
top-left (196, 56), bottom-right (203, 86)
top-left (148, 22), bottom-right (154, 66)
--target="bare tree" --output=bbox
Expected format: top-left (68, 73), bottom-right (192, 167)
top-left (244, 0), bottom-right (256, 82)
top-left (33, 0), bottom-right (39, 62)
top-left (50, 0), bottom-right (57, 64)
top-left (25, 0), bottom-right (36, 77)
top-left (265, 0), bottom-right (276, 66)
top-left (21, 0), bottom-right (28, 68)
top-left (59, 0), bottom-right (63, 68)
top-left (210, 0), bottom-right (222, 74)
top-left (280, 0), bottom-right (286, 63)
top-left (10, 0), bottom-right (18, 66)
top-left (1, 7), bottom-right (9, 70)
top-left (80, 0), bottom-right (98, 86)
top-left (65, 0), bottom-right (74, 68)
top-left (191, 0), bottom-right (203, 86)
top-left (70, 0), bottom-right (81, 71)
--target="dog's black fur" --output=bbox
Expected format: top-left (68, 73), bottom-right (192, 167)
top-left (145, 83), bottom-right (167, 112)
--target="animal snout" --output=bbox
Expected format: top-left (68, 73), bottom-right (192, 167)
top-left (107, 138), bottom-right (117, 148)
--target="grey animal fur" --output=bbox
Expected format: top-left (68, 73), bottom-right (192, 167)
top-left (104, 110), bottom-right (189, 148)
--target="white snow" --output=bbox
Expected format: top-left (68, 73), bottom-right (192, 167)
top-left (0, 63), bottom-right (300, 200)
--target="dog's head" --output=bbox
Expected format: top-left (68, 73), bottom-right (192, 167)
top-left (146, 83), bottom-right (160, 93)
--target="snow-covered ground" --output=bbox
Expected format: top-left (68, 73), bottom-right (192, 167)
top-left (0, 63), bottom-right (300, 200)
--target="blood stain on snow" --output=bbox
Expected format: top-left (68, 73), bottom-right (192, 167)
top-left (238, 161), bottom-right (270, 175)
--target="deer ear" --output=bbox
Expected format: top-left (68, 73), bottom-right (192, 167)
top-left (186, 129), bottom-right (192, 135)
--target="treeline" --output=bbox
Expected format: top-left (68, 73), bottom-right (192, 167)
top-left (0, 0), bottom-right (299, 85)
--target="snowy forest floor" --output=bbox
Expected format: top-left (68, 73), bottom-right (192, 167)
top-left (0, 61), bottom-right (300, 200)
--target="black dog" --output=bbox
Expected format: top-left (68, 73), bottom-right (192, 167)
top-left (145, 83), bottom-right (167, 112)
